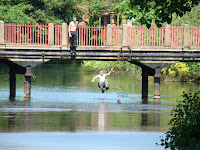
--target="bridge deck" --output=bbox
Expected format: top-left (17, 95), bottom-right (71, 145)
top-left (0, 45), bottom-right (200, 62)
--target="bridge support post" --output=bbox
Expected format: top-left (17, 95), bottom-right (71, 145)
top-left (0, 21), bottom-right (4, 45)
top-left (62, 23), bottom-right (68, 48)
top-left (154, 68), bottom-right (161, 102)
top-left (142, 68), bottom-right (148, 100)
top-left (9, 67), bottom-right (16, 99)
top-left (121, 15), bottom-right (126, 24)
top-left (183, 24), bottom-right (190, 49)
top-left (164, 25), bottom-right (171, 47)
top-left (24, 66), bottom-right (32, 100)
top-left (107, 24), bottom-right (112, 46)
top-left (48, 23), bottom-right (54, 45)
top-left (122, 24), bottom-right (128, 47)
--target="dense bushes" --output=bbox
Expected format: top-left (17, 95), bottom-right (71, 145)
top-left (82, 60), bottom-right (141, 73)
top-left (160, 91), bottom-right (200, 150)
top-left (0, 0), bottom-right (83, 24)
top-left (162, 62), bottom-right (200, 81)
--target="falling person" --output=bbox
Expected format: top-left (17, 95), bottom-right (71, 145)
top-left (92, 67), bottom-right (114, 93)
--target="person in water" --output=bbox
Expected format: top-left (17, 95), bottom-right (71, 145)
top-left (69, 16), bottom-right (78, 56)
top-left (92, 67), bottom-right (114, 93)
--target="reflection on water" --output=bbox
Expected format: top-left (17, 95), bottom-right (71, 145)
top-left (0, 104), bottom-right (168, 132)
top-left (0, 63), bottom-right (199, 133)
top-left (98, 103), bottom-right (106, 131)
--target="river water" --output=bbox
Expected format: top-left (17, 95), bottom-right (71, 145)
top-left (0, 63), bottom-right (199, 150)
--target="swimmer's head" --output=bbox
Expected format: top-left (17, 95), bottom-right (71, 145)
top-left (100, 70), bottom-right (104, 76)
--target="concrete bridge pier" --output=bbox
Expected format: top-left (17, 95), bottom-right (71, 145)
top-left (142, 69), bottom-right (148, 100)
top-left (24, 66), bottom-right (32, 100)
top-left (1, 59), bottom-right (26, 99)
top-left (139, 65), bottom-right (155, 102)
top-left (6, 58), bottom-right (49, 101)
top-left (154, 68), bottom-right (161, 103)
top-left (9, 67), bottom-right (16, 99)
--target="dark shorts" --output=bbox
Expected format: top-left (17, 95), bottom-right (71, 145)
top-left (98, 79), bottom-right (108, 89)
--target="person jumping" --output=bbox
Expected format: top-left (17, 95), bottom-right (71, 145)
top-left (92, 67), bottom-right (114, 93)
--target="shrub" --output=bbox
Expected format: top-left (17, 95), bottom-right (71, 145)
top-left (82, 60), bottom-right (141, 74)
top-left (160, 91), bottom-right (200, 150)
top-left (161, 62), bottom-right (200, 81)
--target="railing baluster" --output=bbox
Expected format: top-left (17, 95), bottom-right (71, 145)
top-left (11, 24), bottom-right (14, 44)
top-left (95, 26), bottom-right (97, 46)
top-left (89, 25), bottom-right (90, 46)
top-left (197, 27), bottom-right (200, 47)
top-left (55, 25), bottom-right (57, 45)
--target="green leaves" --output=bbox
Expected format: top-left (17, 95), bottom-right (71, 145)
top-left (129, 0), bottom-right (199, 28)
top-left (160, 91), bottom-right (200, 149)
top-left (0, 0), bottom-right (83, 24)
top-left (161, 62), bottom-right (200, 82)
top-left (82, 61), bottom-right (141, 73)
top-left (0, 4), bottom-right (36, 24)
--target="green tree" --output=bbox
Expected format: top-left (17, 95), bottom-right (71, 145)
top-left (83, 0), bottom-right (109, 25)
top-left (162, 62), bottom-right (200, 81)
top-left (160, 91), bottom-right (200, 150)
top-left (82, 60), bottom-right (141, 73)
top-left (0, 0), bottom-right (83, 24)
top-left (0, 3), bottom-right (36, 24)
top-left (170, 2), bottom-right (200, 26)
top-left (129, 0), bottom-right (199, 28)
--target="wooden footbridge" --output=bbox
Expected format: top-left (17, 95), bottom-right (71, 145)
top-left (0, 21), bottom-right (200, 101)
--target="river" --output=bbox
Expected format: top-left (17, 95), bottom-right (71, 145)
top-left (0, 63), bottom-right (199, 150)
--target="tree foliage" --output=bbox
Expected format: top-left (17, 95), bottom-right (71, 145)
top-left (170, 2), bottom-right (200, 26)
top-left (0, 0), bottom-right (83, 24)
top-left (129, 0), bottom-right (199, 28)
top-left (82, 61), bottom-right (141, 73)
top-left (83, 0), bottom-right (126, 25)
top-left (162, 62), bottom-right (200, 81)
top-left (160, 91), bottom-right (200, 150)
top-left (1, 0), bottom-right (199, 27)
top-left (82, 0), bottom-right (108, 25)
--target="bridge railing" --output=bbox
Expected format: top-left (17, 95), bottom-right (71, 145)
top-left (2, 21), bottom-right (200, 49)
top-left (108, 25), bottom-right (122, 46)
top-left (128, 26), bottom-right (184, 48)
top-left (77, 25), bottom-right (107, 46)
top-left (190, 26), bottom-right (200, 48)
top-left (5, 23), bottom-right (49, 45)
top-left (77, 25), bottom-right (122, 46)
top-left (54, 24), bottom-right (62, 45)
top-left (128, 26), bottom-right (165, 48)
top-left (170, 26), bottom-right (183, 48)
top-left (4, 23), bottom-right (62, 45)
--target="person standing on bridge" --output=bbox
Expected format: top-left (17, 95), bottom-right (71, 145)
top-left (92, 67), bottom-right (114, 93)
top-left (69, 16), bottom-right (78, 56)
